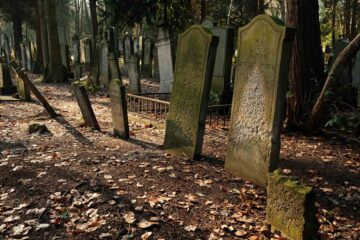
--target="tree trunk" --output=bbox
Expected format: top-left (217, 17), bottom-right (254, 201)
top-left (12, 15), bottom-right (22, 61)
top-left (350, 0), bottom-right (358, 40)
top-left (332, 0), bottom-right (337, 47)
top-left (200, 0), bottom-right (206, 22)
top-left (38, 0), bottom-right (49, 68)
top-left (33, 0), bottom-right (43, 74)
top-left (307, 33), bottom-right (360, 132)
top-left (285, 0), bottom-right (324, 129)
top-left (257, 0), bottom-right (265, 14)
top-left (43, 0), bottom-right (67, 83)
top-left (279, 0), bottom-right (286, 21)
top-left (89, 0), bottom-right (98, 66)
top-left (344, 0), bottom-right (351, 40)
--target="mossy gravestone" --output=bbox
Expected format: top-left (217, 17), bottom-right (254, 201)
top-left (72, 81), bottom-right (100, 130)
top-left (0, 64), bottom-right (16, 95)
top-left (109, 79), bottom-right (130, 139)
top-left (225, 15), bottom-right (293, 187)
top-left (164, 25), bottom-right (218, 160)
top-left (266, 171), bottom-right (319, 240)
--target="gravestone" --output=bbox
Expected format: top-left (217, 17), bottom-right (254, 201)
top-left (16, 72), bottom-right (31, 101)
top-left (72, 81), bottom-right (100, 130)
top-left (142, 38), bottom-right (153, 78)
top-left (266, 170), bottom-right (319, 240)
top-left (134, 38), bottom-right (139, 54)
top-left (156, 27), bottom-right (174, 93)
top-left (99, 41), bottom-right (109, 87)
top-left (108, 53), bottom-right (121, 80)
top-left (163, 25), bottom-right (219, 160)
top-left (20, 43), bottom-right (26, 69)
top-left (124, 34), bottom-right (133, 63)
top-left (0, 64), bottom-right (16, 94)
top-left (152, 46), bottom-right (160, 80)
top-left (3, 35), bottom-right (10, 64)
top-left (201, 19), bottom-right (235, 102)
top-left (25, 39), bottom-right (32, 71)
top-left (127, 55), bottom-right (141, 93)
top-left (80, 38), bottom-right (92, 64)
top-left (109, 79), bottom-right (130, 139)
top-left (331, 39), bottom-right (352, 85)
top-left (225, 15), bottom-right (294, 187)
top-left (72, 34), bottom-right (81, 64)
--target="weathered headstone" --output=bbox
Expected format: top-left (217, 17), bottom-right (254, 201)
top-left (72, 81), bottom-right (100, 130)
top-left (201, 19), bottom-right (234, 102)
top-left (266, 170), bottom-right (319, 240)
top-left (163, 25), bottom-right (219, 160)
top-left (99, 41), bottom-right (109, 87)
top-left (25, 39), bottom-right (33, 71)
top-left (0, 64), bottom-right (16, 94)
top-left (109, 79), bottom-right (130, 139)
top-left (80, 38), bottom-right (92, 64)
top-left (156, 27), bottom-right (174, 93)
top-left (142, 38), bottom-right (153, 78)
top-left (127, 55), bottom-right (141, 93)
top-left (16, 72), bottom-right (31, 101)
top-left (225, 15), bottom-right (293, 187)
top-left (108, 53), bottom-right (121, 81)
top-left (20, 43), bottom-right (26, 69)
top-left (124, 34), bottom-right (133, 63)
top-left (331, 39), bottom-right (352, 85)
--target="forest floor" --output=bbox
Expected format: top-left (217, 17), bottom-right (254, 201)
top-left (0, 74), bottom-right (359, 240)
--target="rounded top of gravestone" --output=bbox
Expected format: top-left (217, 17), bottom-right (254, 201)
top-left (239, 15), bottom-right (287, 36)
top-left (201, 17), bottom-right (218, 29)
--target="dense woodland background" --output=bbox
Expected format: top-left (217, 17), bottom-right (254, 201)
top-left (0, 0), bottom-right (360, 134)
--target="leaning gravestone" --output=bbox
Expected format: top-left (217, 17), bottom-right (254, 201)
top-left (266, 170), bottom-right (319, 240)
top-left (0, 64), bottom-right (17, 94)
top-left (109, 79), bottom-right (130, 139)
top-left (72, 81), bottom-right (100, 130)
top-left (156, 27), bottom-right (174, 93)
top-left (163, 25), bottom-right (218, 160)
top-left (225, 15), bottom-right (294, 187)
top-left (127, 55), bottom-right (141, 93)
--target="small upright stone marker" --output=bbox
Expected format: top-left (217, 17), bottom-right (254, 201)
top-left (163, 25), bottom-right (218, 160)
top-left (266, 170), bottom-right (319, 240)
top-left (127, 55), bottom-right (141, 93)
top-left (109, 79), bottom-right (130, 139)
top-left (15, 72), bottom-right (31, 101)
top-left (225, 15), bottom-right (293, 187)
top-left (72, 81), bottom-right (100, 130)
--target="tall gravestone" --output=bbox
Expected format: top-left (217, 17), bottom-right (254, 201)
top-left (127, 55), bottom-right (141, 93)
top-left (0, 64), bottom-right (16, 94)
top-left (331, 39), bottom-right (352, 85)
top-left (20, 43), bottom-right (26, 69)
top-left (225, 15), bottom-right (294, 187)
top-left (25, 39), bottom-right (32, 71)
top-left (124, 34), bottom-right (133, 63)
top-left (99, 41), bottom-right (109, 87)
top-left (109, 79), bottom-right (130, 139)
top-left (108, 53), bottom-right (121, 81)
top-left (163, 25), bottom-right (218, 160)
top-left (142, 38), bottom-right (153, 78)
top-left (72, 81), bottom-right (100, 130)
top-left (156, 27), bottom-right (174, 93)
top-left (202, 19), bottom-right (235, 102)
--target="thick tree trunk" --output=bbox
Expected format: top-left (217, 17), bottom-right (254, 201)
top-left (200, 0), bottom-right (206, 22)
top-left (332, 0), bottom-right (337, 47)
top-left (33, 0), bottom-right (43, 74)
top-left (285, 0), bottom-right (324, 129)
top-left (89, 0), bottom-right (98, 66)
top-left (38, 0), bottom-right (49, 68)
top-left (350, 0), bottom-right (358, 40)
top-left (307, 33), bottom-right (360, 133)
top-left (12, 15), bottom-right (22, 61)
top-left (43, 0), bottom-right (67, 83)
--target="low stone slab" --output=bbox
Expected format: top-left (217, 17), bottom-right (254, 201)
top-left (109, 79), bottom-right (130, 139)
top-left (72, 81), bottom-right (100, 130)
top-left (266, 170), bottom-right (319, 240)
top-left (0, 64), bottom-right (17, 95)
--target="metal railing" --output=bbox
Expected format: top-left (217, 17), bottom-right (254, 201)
top-left (126, 92), bottom-right (231, 127)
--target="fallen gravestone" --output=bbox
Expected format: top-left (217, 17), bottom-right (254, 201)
top-left (225, 15), bottom-right (294, 187)
top-left (266, 170), bottom-right (319, 240)
top-left (109, 79), bottom-right (130, 139)
top-left (127, 55), bottom-right (141, 93)
top-left (0, 63), bottom-right (17, 94)
top-left (72, 81), bottom-right (100, 130)
top-left (163, 25), bottom-right (218, 160)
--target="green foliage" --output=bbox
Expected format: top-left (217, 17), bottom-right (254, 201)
top-left (326, 111), bottom-right (360, 131)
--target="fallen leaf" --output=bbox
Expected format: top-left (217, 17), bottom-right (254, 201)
top-left (235, 230), bottom-right (247, 237)
top-left (123, 211), bottom-right (136, 224)
top-left (141, 232), bottom-right (152, 240)
top-left (137, 219), bottom-right (159, 229)
top-left (185, 225), bottom-right (197, 232)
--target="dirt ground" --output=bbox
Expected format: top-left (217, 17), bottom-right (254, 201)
top-left (0, 76), bottom-right (359, 240)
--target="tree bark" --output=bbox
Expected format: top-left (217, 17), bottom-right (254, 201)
top-left (43, 0), bottom-right (67, 82)
top-left (33, 0), bottom-right (43, 74)
top-left (257, 0), bottom-right (265, 14)
top-left (89, 0), bottom-right (98, 66)
top-left (38, 0), bottom-right (49, 68)
top-left (12, 15), bottom-right (22, 61)
top-left (307, 33), bottom-right (360, 132)
top-left (285, 0), bottom-right (324, 129)
top-left (332, 0), bottom-right (337, 47)
top-left (350, 0), bottom-right (358, 40)
top-left (200, 0), bottom-right (206, 22)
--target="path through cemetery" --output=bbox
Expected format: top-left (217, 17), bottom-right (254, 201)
top-left (0, 77), bottom-right (359, 239)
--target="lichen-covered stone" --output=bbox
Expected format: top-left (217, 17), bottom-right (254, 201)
top-left (163, 25), bottom-right (218, 159)
top-left (266, 170), bottom-right (319, 240)
top-left (225, 15), bottom-right (294, 187)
